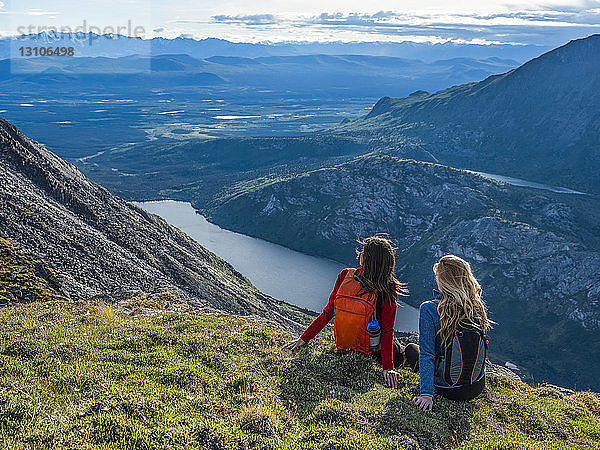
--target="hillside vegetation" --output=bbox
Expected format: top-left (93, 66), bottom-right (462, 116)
top-left (2, 299), bottom-right (600, 449)
top-left (0, 238), bottom-right (599, 450)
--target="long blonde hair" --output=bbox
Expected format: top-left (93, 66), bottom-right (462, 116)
top-left (434, 255), bottom-right (492, 347)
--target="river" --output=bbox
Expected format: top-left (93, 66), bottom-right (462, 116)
top-left (470, 171), bottom-right (587, 195)
top-left (135, 200), bottom-right (420, 332)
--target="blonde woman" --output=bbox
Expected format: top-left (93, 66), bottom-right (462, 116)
top-left (407, 255), bottom-right (492, 411)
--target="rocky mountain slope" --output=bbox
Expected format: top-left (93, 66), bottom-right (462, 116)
top-left (0, 118), bottom-right (305, 329)
top-left (205, 155), bottom-right (600, 390)
top-left (333, 34), bottom-right (600, 194)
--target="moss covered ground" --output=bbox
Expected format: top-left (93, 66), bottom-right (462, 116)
top-left (1, 299), bottom-right (599, 449)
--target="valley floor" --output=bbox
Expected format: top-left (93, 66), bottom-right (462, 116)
top-left (1, 300), bottom-right (599, 449)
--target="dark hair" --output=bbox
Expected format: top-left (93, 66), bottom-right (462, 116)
top-left (355, 234), bottom-right (409, 305)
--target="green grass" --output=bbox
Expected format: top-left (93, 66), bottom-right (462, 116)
top-left (1, 300), bottom-right (599, 449)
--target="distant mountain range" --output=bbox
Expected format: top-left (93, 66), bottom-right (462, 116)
top-left (0, 117), bottom-right (305, 330)
top-left (1, 32), bottom-right (550, 63)
top-left (1, 52), bottom-right (518, 95)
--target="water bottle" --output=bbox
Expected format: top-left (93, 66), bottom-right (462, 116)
top-left (367, 317), bottom-right (381, 352)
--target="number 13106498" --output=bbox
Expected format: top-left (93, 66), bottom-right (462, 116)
top-left (19, 47), bottom-right (75, 57)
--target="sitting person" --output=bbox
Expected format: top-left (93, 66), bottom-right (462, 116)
top-left (283, 234), bottom-right (409, 388)
top-left (408, 255), bottom-right (492, 411)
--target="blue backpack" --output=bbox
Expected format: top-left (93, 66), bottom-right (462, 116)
top-left (435, 324), bottom-right (488, 386)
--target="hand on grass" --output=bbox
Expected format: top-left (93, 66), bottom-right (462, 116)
top-left (413, 395), bottom-right (433, 411)
top-left (383, 369), bottom-right (399, 389)
top-left (282, 337), bottom-right (306, 351)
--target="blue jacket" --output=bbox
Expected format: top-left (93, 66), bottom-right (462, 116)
top-left (418, 298), bottom-right (484, 397)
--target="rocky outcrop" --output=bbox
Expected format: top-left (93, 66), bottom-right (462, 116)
top-left (0, 237), bottom-right (64, 306)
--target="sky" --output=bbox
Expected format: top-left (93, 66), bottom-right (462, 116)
top-left (1, 0), bottom-right (600, 47)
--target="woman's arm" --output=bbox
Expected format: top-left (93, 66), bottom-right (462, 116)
top-left (417, 301), bottom-right (437, 398)
top-left (380, 297), bottom-right (398, 388)
top-left (379, 298), bottom-right (397, 371)
top-left (283, 269), bottom-right (348, 351)
top-left (300, 269), bottom-right (348, 342)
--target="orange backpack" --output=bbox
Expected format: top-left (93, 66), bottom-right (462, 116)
top-left (333, 268), bottom-right (377, 354)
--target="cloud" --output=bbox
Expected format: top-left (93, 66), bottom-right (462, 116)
top-left (26, 9), bottom-right (59, 16)
top-left (311, 9), bottom-right (600, 28)
top-left (212, 14), bottom-right (278, 25)
top-left (202, 7), bottom-right (600, 46)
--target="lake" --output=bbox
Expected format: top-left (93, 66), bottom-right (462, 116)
top-left (136, 200), bottom-right (420, 332)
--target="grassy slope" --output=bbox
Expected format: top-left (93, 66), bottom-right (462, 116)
top-left (1, 300), bottom-right (599, 450)
top-left (1, 224), bottom-right (599, 449)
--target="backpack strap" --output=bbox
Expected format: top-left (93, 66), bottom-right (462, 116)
top-left (352, 269), bottom-right (378, 310)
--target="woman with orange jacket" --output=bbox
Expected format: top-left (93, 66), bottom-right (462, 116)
top-left (283, 235), bottom-right (410, 388)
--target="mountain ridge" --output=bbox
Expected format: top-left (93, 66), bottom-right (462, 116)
top-left (335, 34), bottom-right (600, 194)
top-left (1, 32), bottom-right (550, 62)
top-left (0, 117), bottom-right (305, 330)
